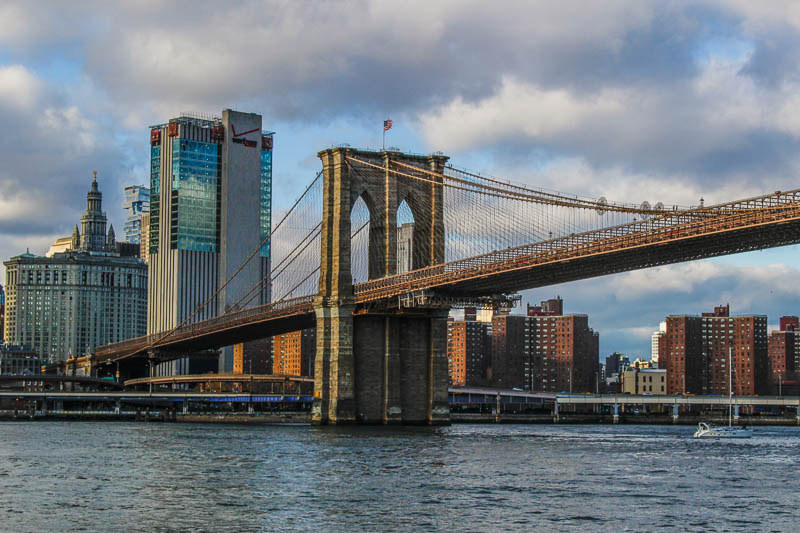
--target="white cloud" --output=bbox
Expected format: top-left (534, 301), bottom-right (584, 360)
top-left (0, 65), bottom-right (41, 109)
top-left (418, 79), bottom-right (627, 152)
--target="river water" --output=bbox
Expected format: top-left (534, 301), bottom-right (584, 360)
top-left (0, 422), bottom-right (798, 532)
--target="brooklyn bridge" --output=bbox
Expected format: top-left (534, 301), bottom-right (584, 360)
top-left (88, 147), bottom-right (800, 424)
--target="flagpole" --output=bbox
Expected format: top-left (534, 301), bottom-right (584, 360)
top-left (383, 127), bottom-right (385, 151)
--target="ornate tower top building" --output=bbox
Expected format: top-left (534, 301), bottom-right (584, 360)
top-left (2, 171), bottom-right (147, 362)
top-left (79, 171), bottom-right (112, 253)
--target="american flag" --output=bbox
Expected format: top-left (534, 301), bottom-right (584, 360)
top-left (383, 119), bottom-right (392, 131)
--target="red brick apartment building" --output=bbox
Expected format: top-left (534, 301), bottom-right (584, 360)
top-left (447, 309), bottom-right (492, 386)
top-left (660, 305), bottom-right (768, 395)
top-left (768, 316), bottom-right (799, 394)
top-left (271, 328), bottom-right (316, 377)
top-left (449, 298), bottom-right (599, 393)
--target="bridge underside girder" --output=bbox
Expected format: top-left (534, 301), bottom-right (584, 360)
top-left (436, 217), bottom-right (800, 296)
top-left (98, 307), bottom-right (316, 364)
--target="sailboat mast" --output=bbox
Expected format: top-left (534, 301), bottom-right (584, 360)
top-left (728, 346), bottom-right (733, 427)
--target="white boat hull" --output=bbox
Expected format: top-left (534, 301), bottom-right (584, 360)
top-left (693, 423), bottom-right (752, 439)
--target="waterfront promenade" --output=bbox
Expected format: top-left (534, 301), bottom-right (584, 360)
top-left (3, 388), bottom-right (799, 425)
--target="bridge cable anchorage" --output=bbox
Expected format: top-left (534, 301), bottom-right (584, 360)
top-left (116, 171), bottom-right (323, 360)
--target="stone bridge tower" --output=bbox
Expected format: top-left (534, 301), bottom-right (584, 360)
top-left (313, 148), bottom-right (450, 424)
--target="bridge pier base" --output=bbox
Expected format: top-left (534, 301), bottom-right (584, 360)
top-left (553, 401), bottom-right (560, 423)
top-left (672, 403), bottom-right (679, 424)
top-left (796, 406), bottom-right (800, 425)
top-left (312, 303), bottom-right (357, 424)
top-left (313, 305), bottom-right (450, 425)
top-left (733, 404), bottom-right (740, 424)
top-left (613, 403), bottom-right (620, 424)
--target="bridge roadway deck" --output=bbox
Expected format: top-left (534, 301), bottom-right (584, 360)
top-left (95, 190), bottom-right (800, 363)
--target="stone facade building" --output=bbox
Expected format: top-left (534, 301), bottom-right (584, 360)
top-left (0, 284), bottom-right (5, 343)
top-left (621, 367), bottom-right (667, 394)
top-left (2, 174), bottom-right (147, 363)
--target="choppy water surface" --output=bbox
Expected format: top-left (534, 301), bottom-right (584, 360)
top-left (0, 423), bottom-right (798, 532)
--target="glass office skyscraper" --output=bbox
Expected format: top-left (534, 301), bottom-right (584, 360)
top-left (121, 185), bottom-right (150, 244)
top-left (147, 110), bottom-right (273, 373)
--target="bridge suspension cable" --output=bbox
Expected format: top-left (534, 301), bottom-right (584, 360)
top-left (231, 222), bottom-right (322, 311)
top-left (122, 171), bottom-right (323, 359)
top-left (348, 155), bottom-right (680, 215)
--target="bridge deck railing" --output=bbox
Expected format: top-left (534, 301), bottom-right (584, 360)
top-left (353, 190), bottom-right (800, 301)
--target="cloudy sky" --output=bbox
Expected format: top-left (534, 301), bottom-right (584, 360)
top-left (1, 0), bottom-right (799, 358)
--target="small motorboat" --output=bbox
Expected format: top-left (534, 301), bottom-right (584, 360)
top-left (693, 347), bottom-right (753, 439)
top-left (693, 422), bottom-right (752, 439)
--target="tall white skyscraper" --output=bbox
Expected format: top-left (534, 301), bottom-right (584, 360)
top-left (651, 321), bottom-right (666, 365)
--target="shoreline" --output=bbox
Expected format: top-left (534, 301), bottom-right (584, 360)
top-left (2, 410), bottom-right (799, 426)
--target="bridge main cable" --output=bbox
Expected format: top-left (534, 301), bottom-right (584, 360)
top-left (349, 155), bottom-right (670, 215)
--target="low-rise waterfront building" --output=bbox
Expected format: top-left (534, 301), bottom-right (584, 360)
top-left (621, 367), bottom-right (666, 395)
top-left (0, 344), bottom-right (41, 375)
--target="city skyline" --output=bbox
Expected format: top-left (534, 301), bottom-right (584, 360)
top-left (2, 1), bottom-right (800, 357)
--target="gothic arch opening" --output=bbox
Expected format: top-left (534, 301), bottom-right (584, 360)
top-left (396, 199), bottom-right (415, 274)
top-left (350, 195), bottom-right (370, 284)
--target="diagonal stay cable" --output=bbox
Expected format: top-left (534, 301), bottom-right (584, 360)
top-left (230, 221), bottom-right (322, 311)
top-left (126, 171), bottom-right (323, 359)
top-left (272, 218), bottom-right (370, 303)
top-left (236, 224), bottom-right (322, 310)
